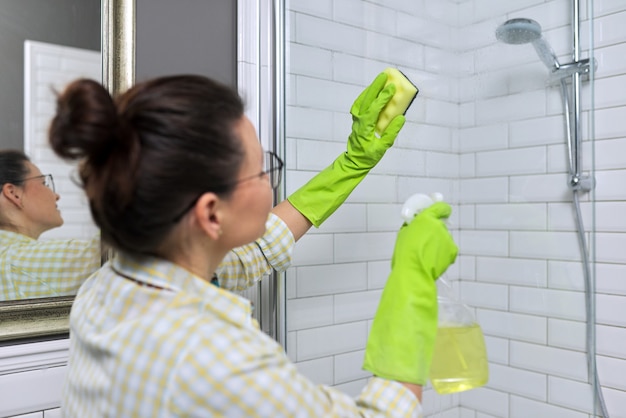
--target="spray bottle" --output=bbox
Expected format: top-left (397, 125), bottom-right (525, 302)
top-left (401, 193), bottom-right (489, 394)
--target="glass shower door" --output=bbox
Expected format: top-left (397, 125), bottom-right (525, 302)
top-left (279, 0), bottom-right (624, 416)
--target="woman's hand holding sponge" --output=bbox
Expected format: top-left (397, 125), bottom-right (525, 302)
top-left (287, 68), bottom-right (418, 227)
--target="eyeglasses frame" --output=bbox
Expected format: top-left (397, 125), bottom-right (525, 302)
top-left (235, 150), bottom-right (284, 189)
top-left (20, 174), bottom-right (55, 193)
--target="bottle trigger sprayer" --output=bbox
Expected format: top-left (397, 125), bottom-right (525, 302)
top-left (400, 192), bottom-right (444, 224)
top-left (401, 193), bottom-right (489, 395)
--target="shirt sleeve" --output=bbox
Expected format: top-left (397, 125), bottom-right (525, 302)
top-left (216, 212), bottom-right (295, 291)
top-left (169, 329), bottom-right (421, 417)
top-left (1, 234), bottom-right (101, 300)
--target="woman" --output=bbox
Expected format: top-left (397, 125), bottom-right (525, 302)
top-left (0, 150), bottom-right (101, 300)
top-left (54, 74), bottom-right (456, 416)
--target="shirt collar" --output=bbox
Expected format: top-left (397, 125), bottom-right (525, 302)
top-left (110, 251), bottom-right (253, 326)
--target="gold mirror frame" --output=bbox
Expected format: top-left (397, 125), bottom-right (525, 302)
top-left (0, 0), bottom-right (135, 342)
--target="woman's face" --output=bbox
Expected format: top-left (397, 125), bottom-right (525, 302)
top-left (20, 162), bottom-right (63, 235)
top-left (221, 116), bottom-right (274, 248)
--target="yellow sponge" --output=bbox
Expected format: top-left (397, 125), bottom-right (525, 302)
top-left (375, 68), bottom-right (418, 135)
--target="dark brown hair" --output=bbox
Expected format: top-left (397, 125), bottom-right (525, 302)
top-left (48, 75), bottom-right (245, 254)
top-left (0, 150), bottom-right (31, 229)
top-left (0, 150), bottom-right (30, 188)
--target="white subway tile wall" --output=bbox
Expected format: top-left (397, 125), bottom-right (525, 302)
top-left (548, 376), bottom-right (595, 412)
top-left (509, 395), bottom-right (589, 418)
top-left (286, 0), bottom-right (626, 417)
top-left (487, 363), bottom-right (547, 402)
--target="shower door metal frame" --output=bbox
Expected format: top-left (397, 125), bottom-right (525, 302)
top-left (236, 0), bottom-right (287, 348)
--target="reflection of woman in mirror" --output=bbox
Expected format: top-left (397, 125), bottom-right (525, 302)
top-left (0, 150), bottom-right (100, 300)
top-left (56, 74), bottom-right (423, 415)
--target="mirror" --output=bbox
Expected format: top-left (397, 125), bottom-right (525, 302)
top-left (0, 0), bottom-right (135, 340)
top-left (1, 0), bottom-right (101, 303)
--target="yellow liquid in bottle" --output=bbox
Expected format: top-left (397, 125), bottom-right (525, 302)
top-left (429, 324), bottom-right (489, 394)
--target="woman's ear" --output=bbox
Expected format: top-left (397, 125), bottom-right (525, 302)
top-left (1, 183), bottom-right (23, 208)
top-left (193, 192), bottom-right (223, 240)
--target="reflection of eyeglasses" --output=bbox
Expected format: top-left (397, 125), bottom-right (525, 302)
top-left (22, 174), bottom-right (55, 193)
top-left (171, 151), bottom-right (284, 223)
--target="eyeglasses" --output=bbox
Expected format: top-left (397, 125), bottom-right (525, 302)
top-left (22, 174), bottom-right (55, 193)
top-left (235, 151), bottom-right (284, 189)
top-left (171, 151), bottom-right (284, 223)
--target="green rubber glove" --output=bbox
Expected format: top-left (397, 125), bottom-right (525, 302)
top-left (287, 72), bottom-right (406, 227)
top-left (362, 202), bottom-right (458, 385)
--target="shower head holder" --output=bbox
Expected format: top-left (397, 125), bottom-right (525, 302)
top-left (547, 58), bottom-right (597, 84)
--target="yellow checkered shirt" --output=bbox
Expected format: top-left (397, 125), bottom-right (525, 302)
top-left (215, 213), bottom-right (294, 291)
top-left (0, 230), bottom-right (100, 300)
top-left (62, 218), bottom-right (421, 417)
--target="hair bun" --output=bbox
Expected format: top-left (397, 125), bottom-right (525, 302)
top-left (49, 78), bottom-right (121, 162)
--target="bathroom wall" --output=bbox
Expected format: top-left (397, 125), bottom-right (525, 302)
top-left (135, 0), bottom-right (237, 86)
top-left (458, 0), bottom-right (626, 415)
top-left (592, 0), bottom-right (626, 410)
top-left (284, 0), bottom-right (626, 416)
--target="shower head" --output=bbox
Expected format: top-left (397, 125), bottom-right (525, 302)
top-left (496, 18), bottom-right (560, 70)
top-left (495, 18), bottom-right (541, 44)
